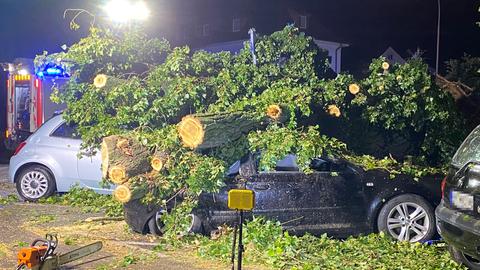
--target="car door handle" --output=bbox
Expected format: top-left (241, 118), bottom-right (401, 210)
top-left (253, 184), bottom-right (269, 190)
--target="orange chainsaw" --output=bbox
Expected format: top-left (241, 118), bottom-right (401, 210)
top-left (16, 234), bottom-right (102, 270)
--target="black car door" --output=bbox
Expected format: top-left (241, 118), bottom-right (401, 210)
top-left (300, 159), bottom-right (368, 236)
top-left (247, 171), bottom-right (309, 228)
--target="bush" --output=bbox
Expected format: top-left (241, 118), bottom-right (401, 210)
top-left (198, 217), bottom-right (465, 270)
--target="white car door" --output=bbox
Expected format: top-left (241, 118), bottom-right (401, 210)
top-left (77, 149), bottom-right (113, 194)
top-left (46, 121), bottom-right (82, 192)
top-left (50, 122), bottom-right (111, 194)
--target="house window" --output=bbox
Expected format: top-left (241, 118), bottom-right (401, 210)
top-left (299, 15), bottom-right (307, 29)
top-left (202, 24), bottom-right (210, 37)
top-left (232, 18), bottom-right (241, 32)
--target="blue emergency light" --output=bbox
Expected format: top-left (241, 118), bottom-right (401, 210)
top-left (36, 63), bottom-right (69, 78)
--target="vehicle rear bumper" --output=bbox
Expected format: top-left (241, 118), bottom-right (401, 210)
top-left (436, 202), bottom-right (480, 259)
top-left (8, 155), bottom-right (20, 183)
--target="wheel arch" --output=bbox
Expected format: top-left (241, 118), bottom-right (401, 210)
top-left (14, 162), bottom-right (56, 184)
top-left (367, 191), bottom-right (435, 232)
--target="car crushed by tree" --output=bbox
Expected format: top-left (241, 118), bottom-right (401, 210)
top-left (35, 25), bottom-right (468, 244)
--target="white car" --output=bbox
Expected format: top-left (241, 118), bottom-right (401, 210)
top-left (8, 115), bottom-right (112, 201)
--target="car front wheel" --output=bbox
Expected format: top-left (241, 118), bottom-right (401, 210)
top-left (377, 194), bottom-right (435, 242)
top-left (15, 165), bottom-right (56, 202)
top-left (147, 211), bottom-right (203, 236)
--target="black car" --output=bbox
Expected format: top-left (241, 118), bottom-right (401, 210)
top-left (436, 125), bottom-right (480, 269)
top-left (125, 154), bottom-right (442, 242)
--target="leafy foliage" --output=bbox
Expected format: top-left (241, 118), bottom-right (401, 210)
top-left (248, 125), bottom-right (346, 172)
top-left (0, 194), bottom-right (18, 205)
top-left (445, 54), bottom-right (480, 92)
top-left (39, 186), bottom-right (123, 217)
top-left (198, 217), bottom-right (464, 270)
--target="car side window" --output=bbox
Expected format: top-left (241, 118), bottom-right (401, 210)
top-left (50, 122), bottom-right (80, 139)
top-left (275, 154), bottom-right (299, 171)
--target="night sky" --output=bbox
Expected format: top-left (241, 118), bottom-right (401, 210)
top-left (0, 0), bottom-right (479, 74)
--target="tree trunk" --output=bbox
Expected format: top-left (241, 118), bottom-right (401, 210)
top-left (177, 112), bottom-right (268, 149)
top-left (151, 151), bottom-right (169, 172)
top-left (101, 135), bottom-right (151, 183)
top-left (113, 183), bottom-right (147, 203)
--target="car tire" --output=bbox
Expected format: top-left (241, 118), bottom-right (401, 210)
top-left (147, 210), bottom-right (167, 236)
top-left (377, 194), bottom-right (435, 242)
top-left (15, 165), bottom-right (56, 202)
top-left (146, 211), bottom-right (203, 236)
top-left (448, 246), bottom-right (480, 269)
top-left (188, 213), bottom-right (204, 234)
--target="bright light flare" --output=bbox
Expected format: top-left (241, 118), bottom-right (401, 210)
top-left (103, 0), bottom-right (150, 23)
top-left (18, 69), bottom-right (29, 75)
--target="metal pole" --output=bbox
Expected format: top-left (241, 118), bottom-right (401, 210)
top-left (237, 210), bottom-right (244, 270)
top-left (230, 223), bottom-right (237, 270)
top-left (435, 0), bottom-right (441, 75)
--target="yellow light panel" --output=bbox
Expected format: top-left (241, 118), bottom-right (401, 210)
top-left (228, 189), bottom-right (255, 211)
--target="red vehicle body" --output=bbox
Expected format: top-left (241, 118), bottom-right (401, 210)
top-left (4, 60), bottom-right (67, 150)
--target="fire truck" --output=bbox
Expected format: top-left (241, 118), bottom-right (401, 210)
top-left (4, 59), bottom-right (68, 150)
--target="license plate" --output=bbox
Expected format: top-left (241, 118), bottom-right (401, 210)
top-left (451, 191), bottom-right (474, 210)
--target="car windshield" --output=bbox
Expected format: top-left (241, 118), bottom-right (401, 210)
top-left (452, 125), bottom-right (480, 167)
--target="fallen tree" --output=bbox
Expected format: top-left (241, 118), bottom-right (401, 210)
top-left (101, 135), bottom-right (151, 183)
top-left (37, 26), bottom-right (468, 234)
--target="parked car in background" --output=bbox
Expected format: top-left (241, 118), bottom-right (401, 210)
top-left (8, 115), bottom-right (112, 201)
top-left (125, 154), bottom-right (442, 243)
top-left (436, 125), bottom-right (480, 269)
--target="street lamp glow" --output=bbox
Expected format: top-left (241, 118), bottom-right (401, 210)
top-left (103, 0), bottom-right (150, 23)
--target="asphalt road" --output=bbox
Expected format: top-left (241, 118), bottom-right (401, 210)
top-left (0, 164), bottom-right (15, 197)
top-left (0, 164), bottom-right (8, 181)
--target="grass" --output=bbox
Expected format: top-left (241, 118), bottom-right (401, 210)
top-left (39, 186), bottom-right (123, 217)
top-left (0, 194), bottom-right (18, 205)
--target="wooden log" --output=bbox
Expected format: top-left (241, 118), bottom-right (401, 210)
top-left (151, 151), bottom-right (169, 172)
top-left (266, 104), bottom-right (289, 123)
top-left (93, 74), bottom-right (126, 91)
top-left (113, 183), bottom-right (147, 203)
top-left (101, 135), bottom-right (151, 182)
top-left (177, 112), bottom-right (267, 149)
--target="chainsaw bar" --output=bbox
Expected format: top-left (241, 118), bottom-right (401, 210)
top-left (38, 241), bottom-right (103, 270)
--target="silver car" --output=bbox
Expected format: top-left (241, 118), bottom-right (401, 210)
top-left (8, 115), bottom-right (112, 201)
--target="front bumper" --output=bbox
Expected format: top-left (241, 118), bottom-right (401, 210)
top-left (436, 202), bottom-right (480, 259)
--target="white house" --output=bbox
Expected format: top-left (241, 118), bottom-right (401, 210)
top-left (381, 47), bottom-right (406, 65)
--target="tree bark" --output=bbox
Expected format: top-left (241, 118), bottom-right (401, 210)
top-left (101, 135), bottom-right (151, 183)
top-left (177, 111), bottom-right (268, 149)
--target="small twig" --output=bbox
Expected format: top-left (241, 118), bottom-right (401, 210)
top-left (280, 216), bottom-right (304, 226)
top-left (165, 188), bottom-right (187, 205)
top-left (84, 216), bottom-right (124, 222)
top-left (64, 9), bottom-right (96, 29)
top-left (110, 240), bottom-right (160, 247)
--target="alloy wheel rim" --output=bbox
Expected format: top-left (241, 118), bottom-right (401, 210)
top-left (20, 171), bottom-right (49, 199)
top-left (386, 202), bottom-right (429, 242)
